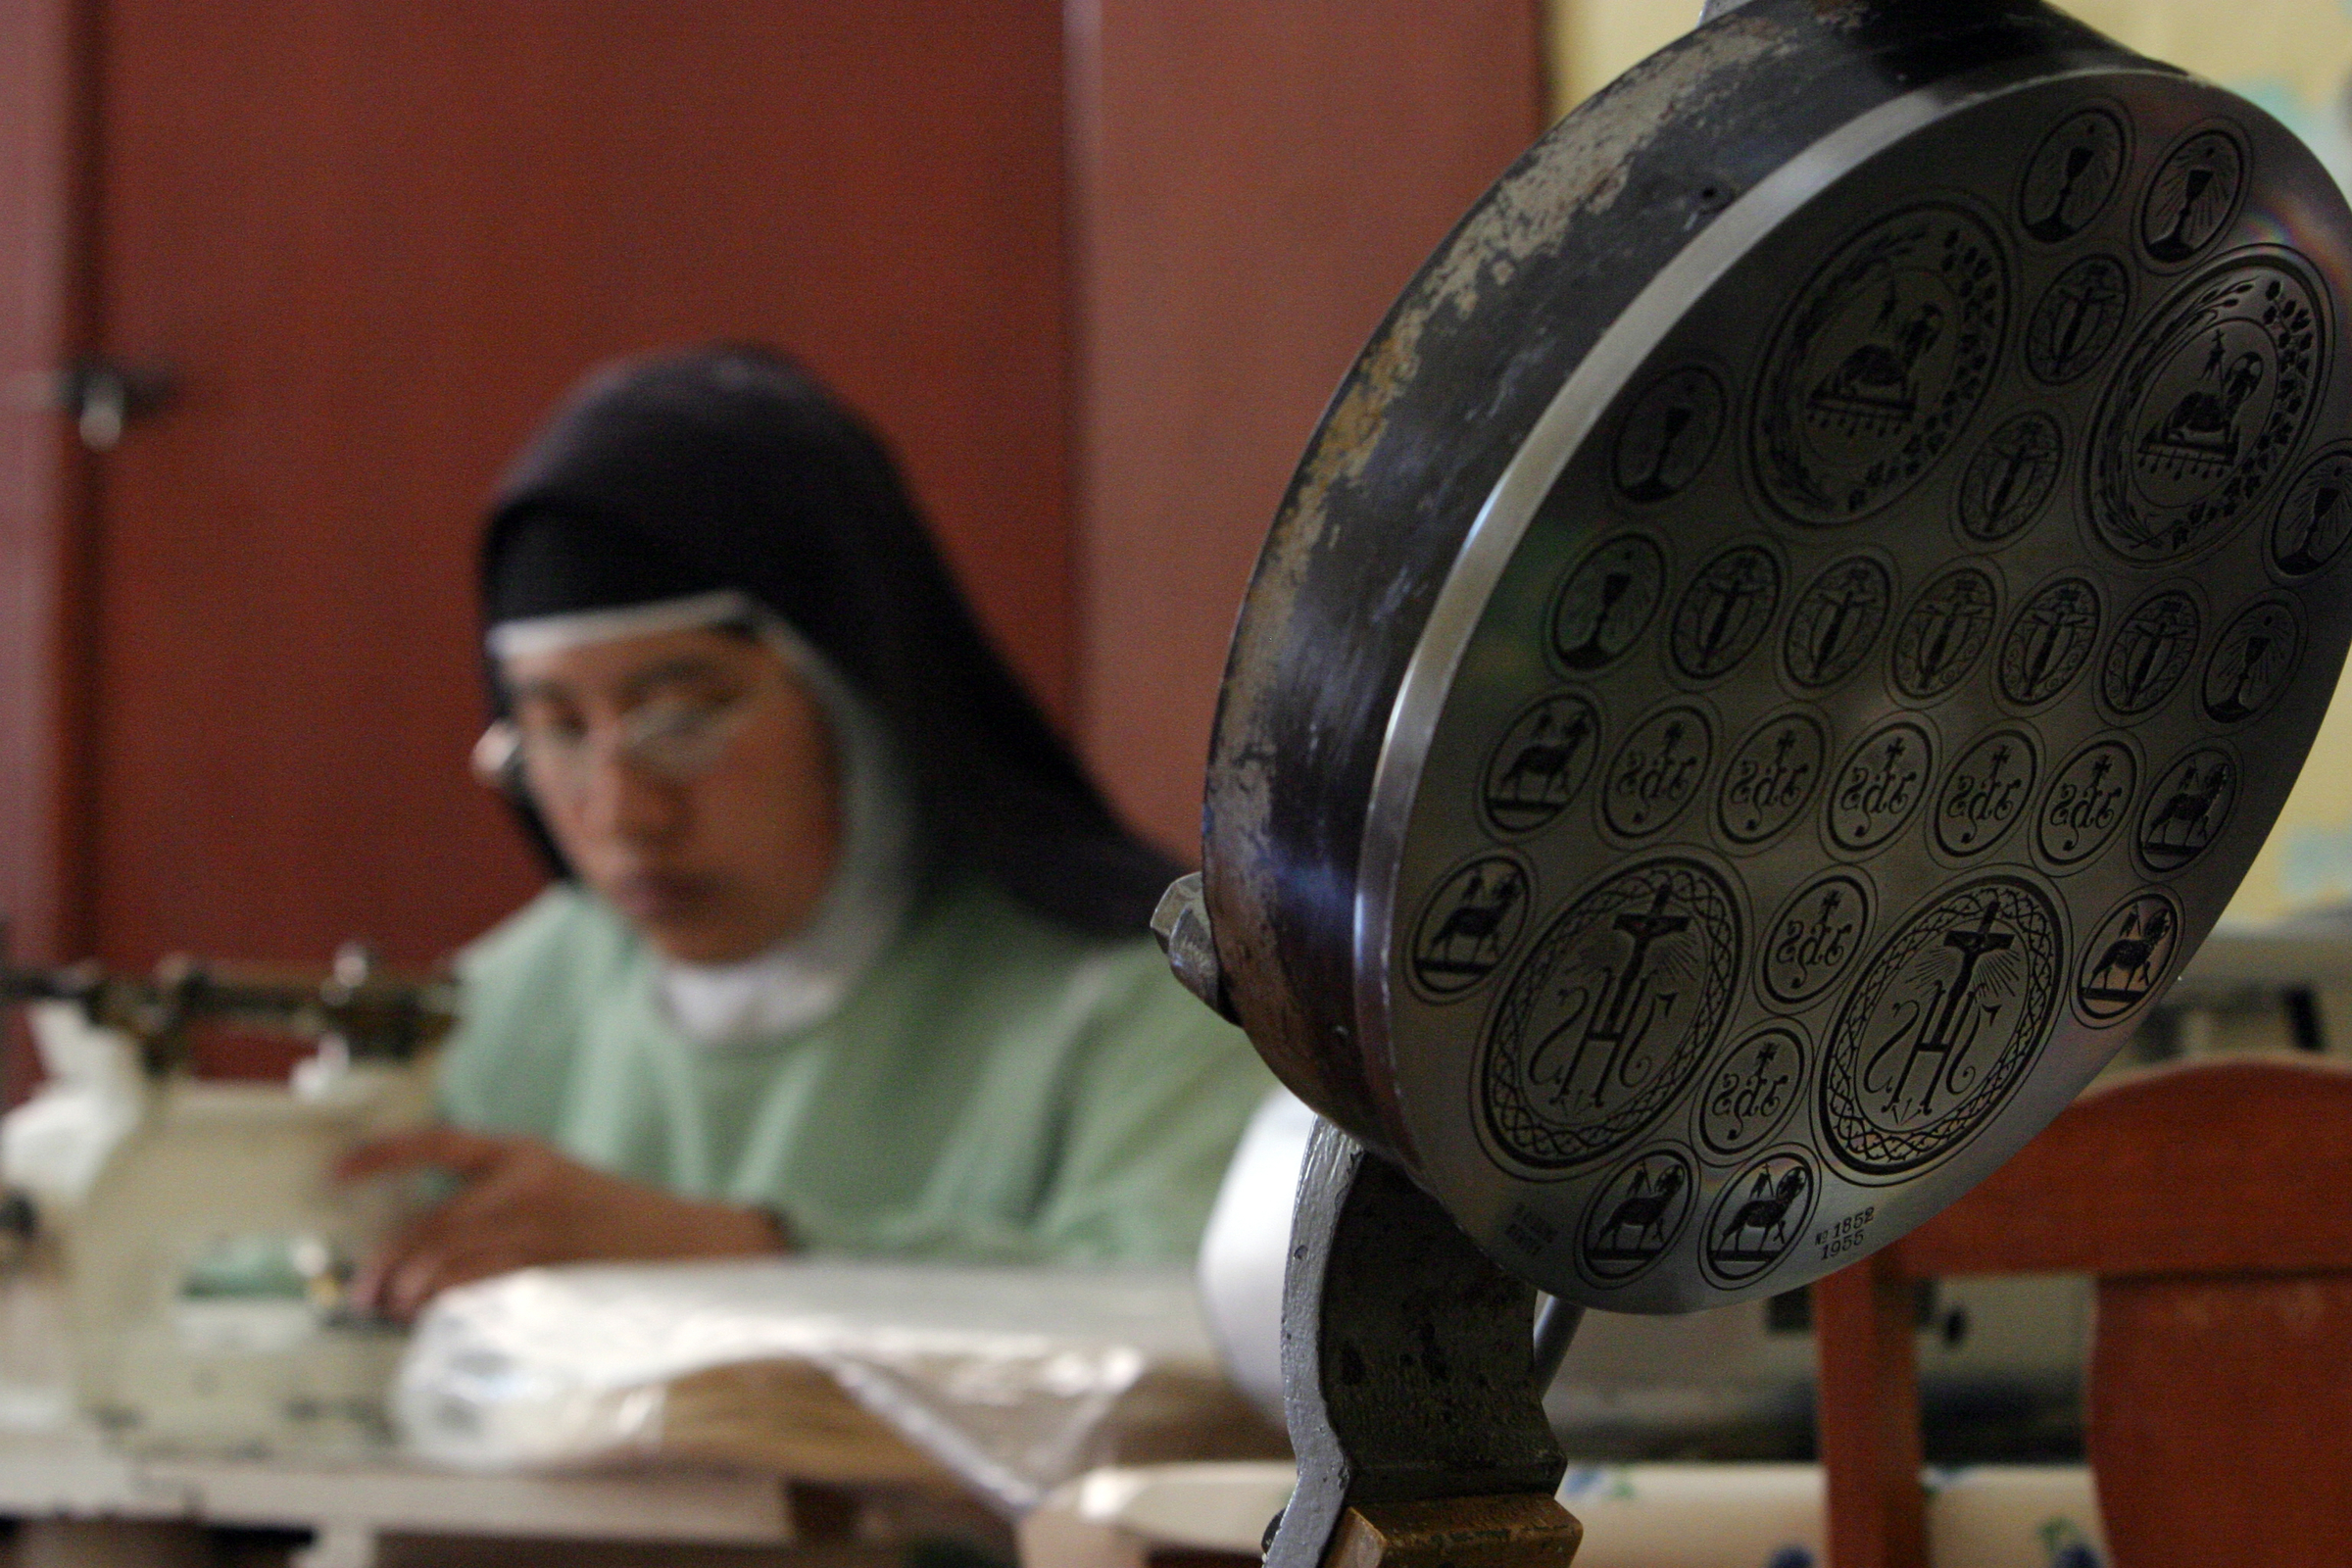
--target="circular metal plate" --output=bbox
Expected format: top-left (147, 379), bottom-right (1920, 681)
top-left (1206, 6), bottom-right (2352, 1313)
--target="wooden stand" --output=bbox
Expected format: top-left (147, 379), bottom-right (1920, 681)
top-left (1261, 1123), bottom-right (1581, 1568)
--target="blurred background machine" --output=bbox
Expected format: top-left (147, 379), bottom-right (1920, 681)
top-left (0, 945), bottom-right (453, 1457)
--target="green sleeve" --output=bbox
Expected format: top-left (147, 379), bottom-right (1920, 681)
top-left (1028, 949), bottom-right (1275, 1263)
top-left (435, 887), bottom-right (623, 1138)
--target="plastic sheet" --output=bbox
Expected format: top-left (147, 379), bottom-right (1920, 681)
top-left (395, 1259), bottom-right (1283, 1513)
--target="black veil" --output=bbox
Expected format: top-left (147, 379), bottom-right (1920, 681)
top-left (481, 344), bottom-right (1179, 938)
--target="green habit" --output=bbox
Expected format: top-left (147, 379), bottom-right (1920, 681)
top-left (436, 876), bottom-right (1275, 1264)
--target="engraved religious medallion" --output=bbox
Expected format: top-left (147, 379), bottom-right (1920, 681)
top-left (2091, 261), bottom-right (2323, 564)
top-left (1999, 576), bottom-right (2100, 707)
top-left (1828, 719), bottom-right (1934, 853)
top-left (1479, 859), bottom-right (1740, 1173)
top-left (1821, 879), bottom-right (2063, 1178)
top-left (1614, 367), bottom-right (1727, 503)
top-left (2099, 587), bottom-right (2201, 718)
top-left (1702, 1151), bottom-right (1818, 1285)
top-left (1672, 544), bottom-right (1783, 681)
top-left (1754, 206), bottom-right (2008, 523)
top-left (2140, 126), bottom-right (2247, 266)
top-left (1717, 711), bottom-right (1826, 847)
top-left (2026, 256), bottom-right (2131, 383)
top-left (1578, 1148), bottom-right (1697, 1284)
top-left (1699, 1027), bottom-right (1807, 1159)
top-left (1212, 24), bottom-right (2352, 1319)
top-left (2201, 598), bottom-right (2301, 724)
top-left (1761, 873), bottom-right (1872, 1006)
top-left (2075, 890), bottom-right (2183, 1025)
top-left (2018, 106), bottom-right (2128, 244)
top-left (1891, 565), bottom-right (1998, 700)
top-left (2137, 744), bottom-right (2238, 873)
top-left (1551, 535), bottom-right (1667, 671)
top-left (1603, 706), bottom-right (1712, 838)
top-left (2036, 738), bottom-right (2135, 869)
top-left (2269, 444), bottom-right (2352, 578)
top-left (1483, 692), bottom-right (1602, 836)
top-left (1784, 555), bottom-right (1893, 688)
top-left (1408, 855), bottom-right (1535, 1003)
top-left (1935, 728), bottom-right (2037, 858)
top-left (1956, 412), bottom-right (2063, 544)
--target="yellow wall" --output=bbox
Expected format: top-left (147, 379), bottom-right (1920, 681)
top-left (1547, 0), bottom-right (2352, 922)
top-left (1549, 1), bottom-right (2352, 116)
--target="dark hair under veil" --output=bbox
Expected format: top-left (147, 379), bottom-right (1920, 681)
top-left (481, 344), bottom-right (1180, 938)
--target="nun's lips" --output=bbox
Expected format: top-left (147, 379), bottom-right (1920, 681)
top-left (607, 870), bottom-right (723, 924)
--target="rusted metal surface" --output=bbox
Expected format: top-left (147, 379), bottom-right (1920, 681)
top-left (1201, 2), bottom-right (2134, 1166)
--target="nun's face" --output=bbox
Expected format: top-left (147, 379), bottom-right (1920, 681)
top-left (501, 628), bottom-right (840, 963)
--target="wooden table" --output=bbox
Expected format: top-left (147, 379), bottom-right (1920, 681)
top-left (0, 1427), bottom-right (882, 1568)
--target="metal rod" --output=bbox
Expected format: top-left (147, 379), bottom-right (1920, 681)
top-left (1532, 1294), bottom-right (1585, 1389)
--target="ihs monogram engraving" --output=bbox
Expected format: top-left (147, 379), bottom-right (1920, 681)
top-left (1763, 874), bottom-right (1871, 1005)
top-left (1614, 368), bottom-right (1726, 503)
top-left (1704, 1152), bottom-right (1817, 1284)
top-left (2018, 107), bottom-right (2127, 244)
top-left (1784, 556), bottom-right (1892, 688)
top-left (1829, 720), bottom-right (1933, 853)
top-left (1999, 577), bottom-right (2100, 707)
top-left (2101, 589), bottom-right (2201, 717)
top-left (1408, 856), bottom-right (1533, 1002)
top-left (1701, 1027), bottom-right (1806, 1158)
top-left (1551, 536), bottom-right (1666, 671)
top-left (1936, 730), bottom-right (2037, 858)
top-left (2137, 746), bottom-right (2237, 872)
top-left (2201, 599), bottom-right (2300, 724)
top-left (2140, 128), bottom-right (2246, 265)
top-left (1891, 566), bottom-right (1997, 700)
top-left (1578, 1149), bottom-right (1695, 1283)
top-left (2270, 446), bottom-right (2352, 578)
top-left (1483, 693), bottom-right (1601, 835)
top-left (1480, 859), bottom-right (1740, 1173)
top-left (1717, 714), bottom-right (1825, 847)
top-left (2093, 263), bottom-right (2321, 563)
top-left (1822, 880), bottom-right (2062, 1177)
top-left (1672, 545), bottom-right (1782, 680)
top-left (2037, 740), bottom-right (2135, 867)
top-left (2077, 891), bottom-right (2182, 1024)
top-left (1755, 206), bottom-right (2007, 523)
top-left (2027, 256), bottom-right (2131, 383)
top-left (1604, 708), bottom-right (1711, 838)
top-left (1957, 413), bottom-right (2063, 544)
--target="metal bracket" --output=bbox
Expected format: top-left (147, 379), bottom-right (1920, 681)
top-left (1265, 1120), bottom-right (1578, 1568)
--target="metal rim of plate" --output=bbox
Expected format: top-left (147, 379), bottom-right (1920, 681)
top-left (1201, 2), bottom-right (2352, 1313)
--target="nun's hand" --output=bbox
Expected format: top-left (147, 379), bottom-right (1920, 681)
top-left (337, 1128), bottom-right (788, 1322)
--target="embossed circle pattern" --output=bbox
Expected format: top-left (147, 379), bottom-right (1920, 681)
top-left (2089, 260), bottom-right (2322, 564)
top-left (1957, 413), bottom-right (2064, 543)
top-left (1891, 565), bottom-right (1998, 700)
top-left (1753, 205), bottom-right (2008, 524)
top-left (1482, 692), bottom-right (1604, 836)
top-left (1673, 545), bottom-right (1784, 680)
top-left (1479, 859), bottom-right (1741, 1173)
top-left (1361, 77), bottom-right (2352, 1313)
top-left (1820, 879), bottom-right (2063, 1177)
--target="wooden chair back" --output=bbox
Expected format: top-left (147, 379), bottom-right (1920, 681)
top-left (1814, 1056), bottom-right (2352, 1568)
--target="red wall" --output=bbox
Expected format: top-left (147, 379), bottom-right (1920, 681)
top-left (74, 2), bottom-right (1071, 975)
top-left (1072, 2), bottom-right (1548, 859)
top-left (1, 3), bottom-right (1547, 1068)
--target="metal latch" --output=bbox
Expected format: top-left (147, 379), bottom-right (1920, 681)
top-left (57, 359), bottom-right (175, 451)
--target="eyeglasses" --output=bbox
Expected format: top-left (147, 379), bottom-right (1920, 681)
top-left (472, 675), bottom-right (780, 800)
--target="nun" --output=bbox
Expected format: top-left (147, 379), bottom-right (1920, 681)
top-left (344, 346), bottom-right (1270, 1318)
